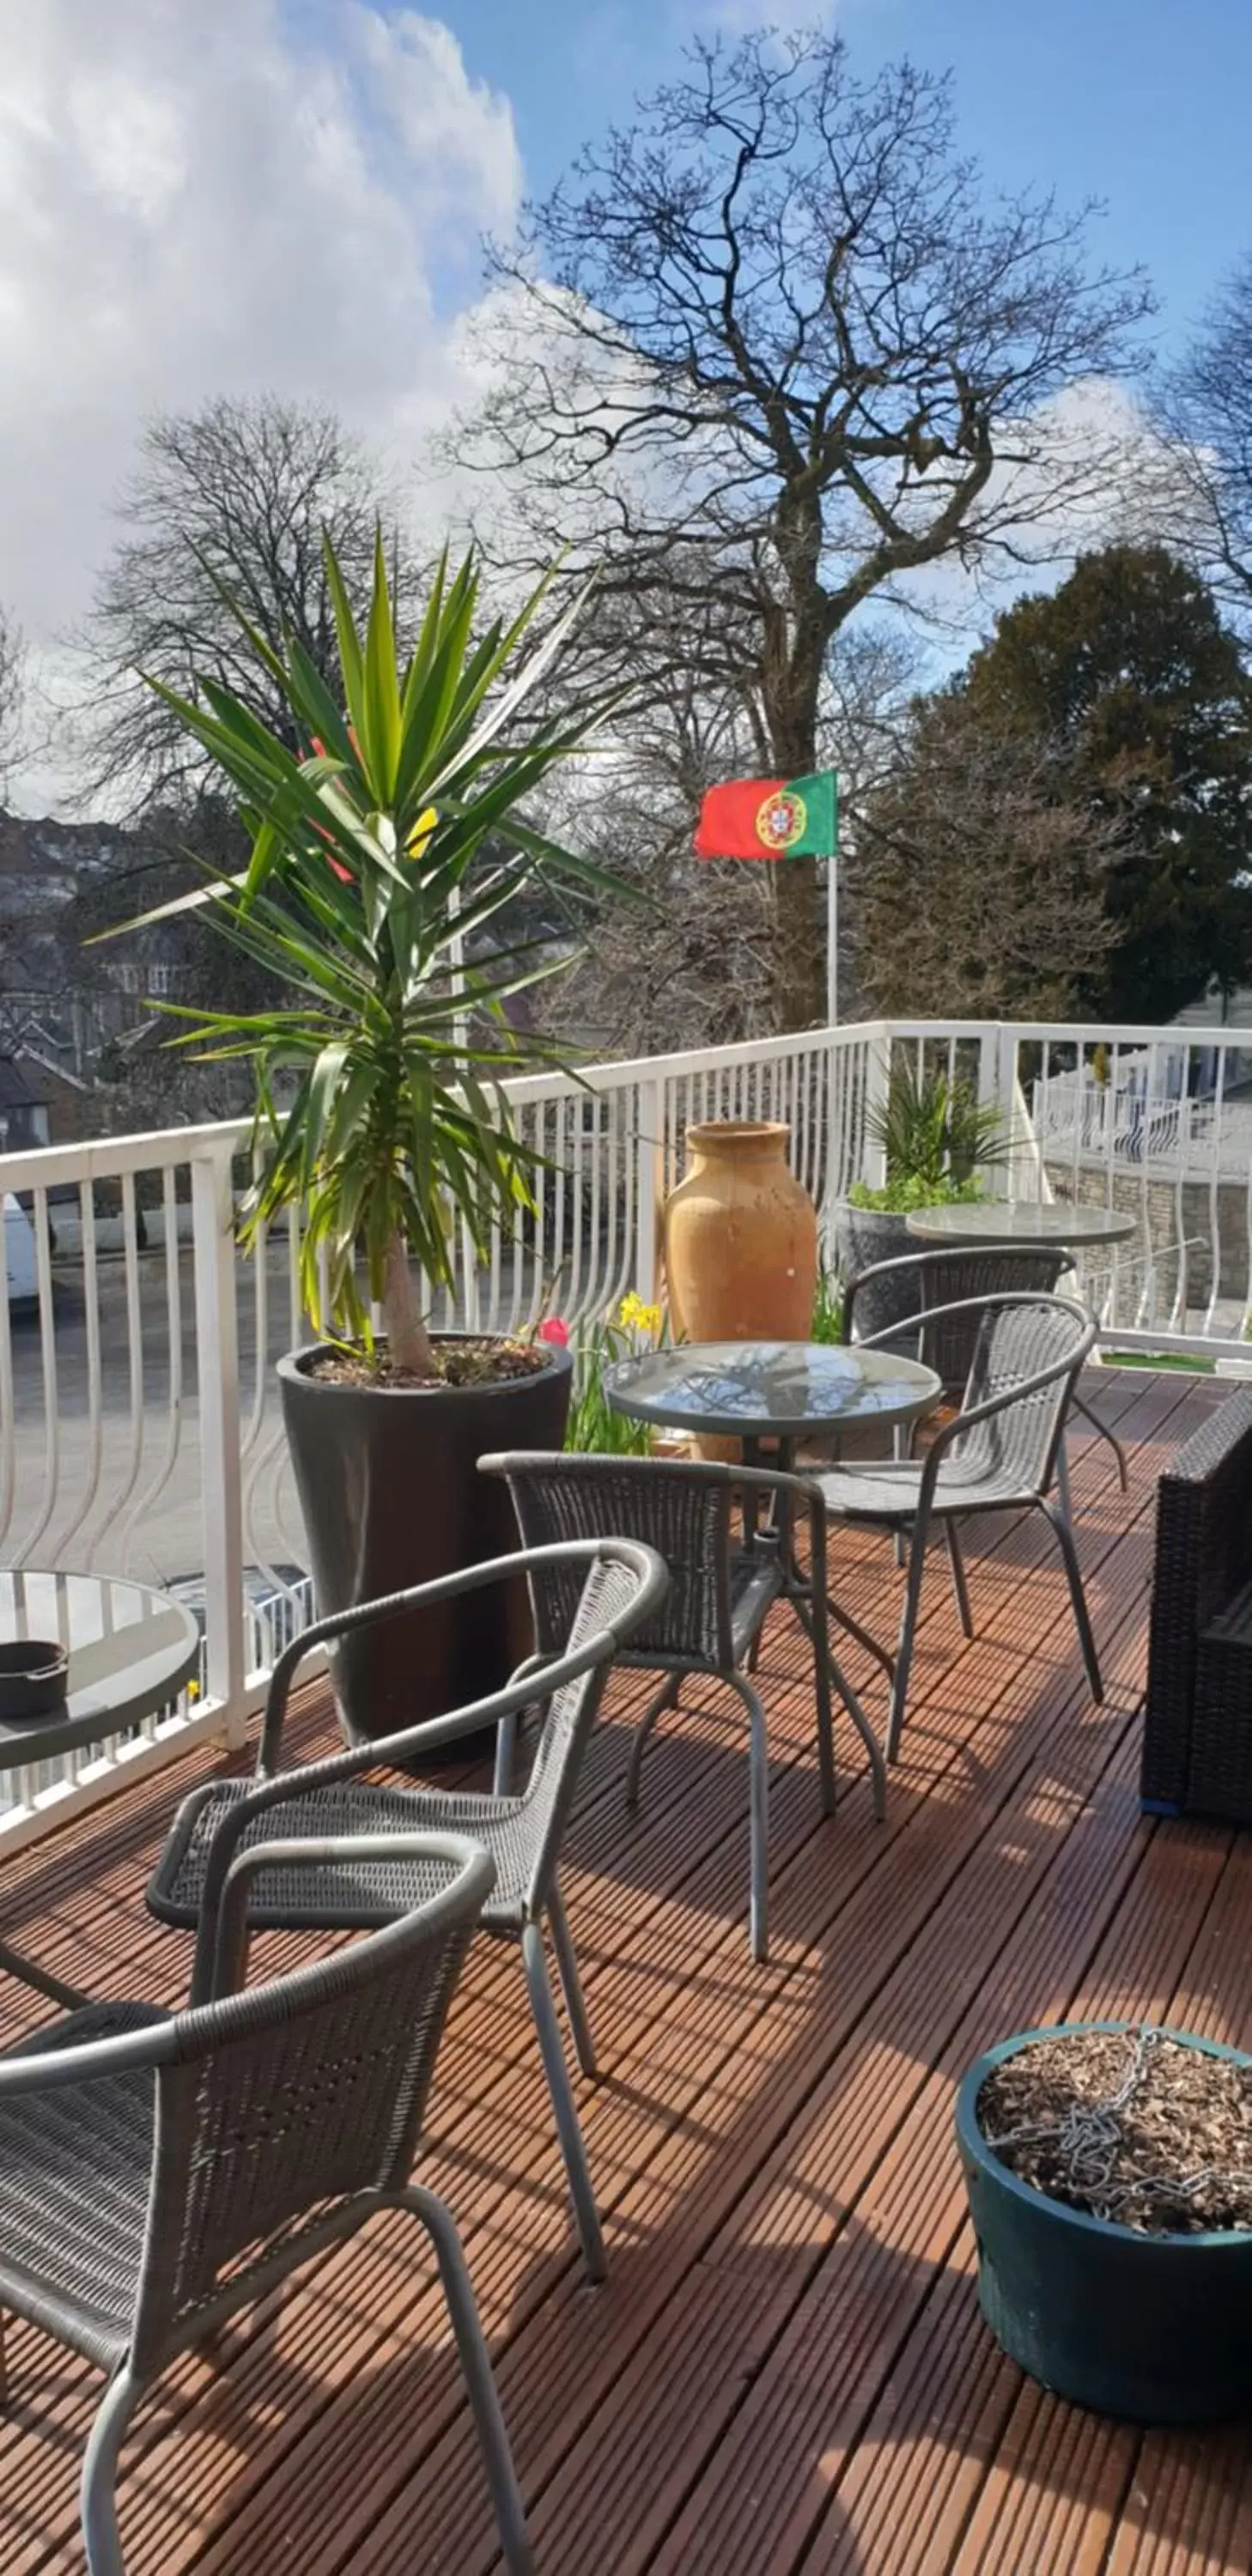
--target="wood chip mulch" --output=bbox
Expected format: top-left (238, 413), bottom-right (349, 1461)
top-left (977, 2027), bottom-right (1252, 2235)
top-left (307, 1340), bottom-right (554, 1391)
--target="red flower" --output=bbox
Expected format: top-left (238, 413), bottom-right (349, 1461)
top-left (306, 736), bottom-right (353, 881)
top-left (537, 1315), bottom-right (569, 1347)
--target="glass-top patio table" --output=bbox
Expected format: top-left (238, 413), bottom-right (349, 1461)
top-left (905, 1200), bottom-right (1136, 1249)
top-left (0, 1570), bottom-right (200, 2007)
top-left (604, 1341), bottom-right (943, 1813)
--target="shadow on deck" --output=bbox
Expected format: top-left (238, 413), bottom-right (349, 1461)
top-left (0, 1363), bottom-right (1248, 2573)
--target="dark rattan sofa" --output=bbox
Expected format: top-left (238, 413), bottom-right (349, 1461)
top-left (1142, 1385), bottom-right (1252, 1820)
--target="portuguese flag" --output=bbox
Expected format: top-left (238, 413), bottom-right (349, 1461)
top-left (694, 769), bottom-right (837, 861)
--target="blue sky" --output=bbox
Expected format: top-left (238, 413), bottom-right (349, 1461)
top-left (5, 0), bottom-right (1250, 811)
top-left (428, 0), bottom-right (1252, 356)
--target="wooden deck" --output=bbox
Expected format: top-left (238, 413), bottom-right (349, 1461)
top-left (1, 1364), bottom-right (1250, 2573)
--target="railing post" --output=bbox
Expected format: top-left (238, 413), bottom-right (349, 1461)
top-left (982, 1024), bottom-right (1015, 1199)
top-left (634, 1074), bottom-right (664, 1303)
top-left (191, 1142), bottom-right (247, 1743)
top-left (863, 1026), bottom-right (891, 1194)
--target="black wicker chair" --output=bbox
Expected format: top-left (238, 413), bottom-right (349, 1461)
top-left (0, 1831), bottom-right (534, 2576)
top-left (148, 1539), bottom-right (666, 2286)
top-left (1142, 1386), bottom-right (1252, 1820)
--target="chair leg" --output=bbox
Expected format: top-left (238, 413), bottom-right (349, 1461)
top-left (520, 1921), bottom-right (607, 2282)
top-left (886, 1513), bottom-right (930, 1766)
top-left (1041, 1502), bottom-right (1104, 1704)
top-left (825, 1590), bottom-right (896, 1681)
top-left (403, 2184), bottom-right (534, 2576)
top-left (546, 1881), bottom-right (597, 2079)
top-left (726, 1671), bottom-right (769, 1963)
top-left (1072, 1388), bottom-right (1129, 1493)
top-left (944, 1522), bottom-right (974, 1641)
top-left (791, 1593), bottom-right (886, 1822)
top-left (808, 1608), bottom-right (837, 1820)
top-left (625, 1674), bottom-right (680, 1811)
top-left (1054, 1431), bottom-right (1073, 1525)
top-left (493, 1711), bottom-right (518, 1799)
top-left (81, 2366), bottom-right (143, 2576)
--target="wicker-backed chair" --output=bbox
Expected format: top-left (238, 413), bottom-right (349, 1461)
top-left (0, 1830), bottom-right (535, 2576)
top-left (842, 1241), bottom-right (1128, 1491)
top-left (477, 1451), bottom-right (887, 1968)
top-left (818, 1293), bottom-right (1102, 1762)
top-left (148, 1539), bottom-right (666, 2285)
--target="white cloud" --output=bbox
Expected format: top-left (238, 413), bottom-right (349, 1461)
top-left (0, 1), bottom-right (522, 809)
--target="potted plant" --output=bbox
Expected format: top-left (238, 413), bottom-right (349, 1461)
top-left (834, 1059), bottom-right (1007, 1340)
top-left (956, 2020), bottom-right (1252, 2423)
top-left (119, 534), bottom-right (621, 1741)
top-left (561, 1295), bottom-right (678, 1456)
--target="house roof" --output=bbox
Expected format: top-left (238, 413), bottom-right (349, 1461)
top-left (0, 1054), bottom-right (46, 1110)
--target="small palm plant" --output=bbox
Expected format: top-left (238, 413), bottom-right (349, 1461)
top-left (117, 535), bottom-right (616, 1376)
top-left (855, 1058), bottom-right (1009, 1209)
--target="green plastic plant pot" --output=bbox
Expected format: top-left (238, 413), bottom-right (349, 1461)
top-left (956, 2021), bottom-right (1252, 2425)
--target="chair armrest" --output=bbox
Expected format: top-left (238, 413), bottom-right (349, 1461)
top-left (0, 2014), bottom-right (180, 2095)
top-left (209, 1829), bottom-right (495, 2000)
top-left (258, 1537), bottom-right (651, 1771)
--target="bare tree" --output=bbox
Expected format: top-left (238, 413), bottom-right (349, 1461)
top-left (1154, 255), bottom-right (1252, 628)
top-left (849, 688), bottom-right (1121, 1019)
top-left (79, 397), bottom-right (422, 809)
top-left (0, 606), bottom-right (26, 798)
top-left (456, 27), bottom-right (1152, 1028)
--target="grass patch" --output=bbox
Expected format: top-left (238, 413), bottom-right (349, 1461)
top-left (1103, 1349), bottom-right (1217, 1375)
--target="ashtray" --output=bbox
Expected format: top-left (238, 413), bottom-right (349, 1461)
top-left (0, 1640), bottom-right (70, 1722)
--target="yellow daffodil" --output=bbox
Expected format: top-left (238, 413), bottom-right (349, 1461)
top-left (618, 1291), bottom-right (663, 1337)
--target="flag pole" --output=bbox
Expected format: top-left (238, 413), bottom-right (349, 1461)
top-left (825, 842), bottom-right (837, 1030)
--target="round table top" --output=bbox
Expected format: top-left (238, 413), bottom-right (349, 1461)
top-left (604, 1340), bottom-right (941, 1441)
top-left (0, 1571), bottom-right (201, 1766)
top-left (905, 1200), bottom-right (1137, 1249)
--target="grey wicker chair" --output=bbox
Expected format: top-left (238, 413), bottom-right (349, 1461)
top-left (477, 1451), bottom-right (887, 1968)
top-left (843, 1241), bottom-right (1128, 1491)
top-left (0, 1829), bottom-right (535, 2576)
top-left (148, 1538), bottom-right (666, 2286)
top-left (818, 1292), bottom-right (1103, 1762)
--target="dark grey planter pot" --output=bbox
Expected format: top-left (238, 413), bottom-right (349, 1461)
top-left (279, 1339), bottom-right (572, 1754)
top-left (957, 2021), bottom-right (1252, 2425)
top-left (831, 1201), bottom-right (921, 1343)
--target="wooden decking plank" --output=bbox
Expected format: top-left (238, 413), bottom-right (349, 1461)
top-left (110, 1370), bottom-right (1185, 2555)
top-left (291, 1381), bottom-right (1195, 2566)
top-left (793, 1819), bottom-right (1240, 2576)
top-left (588, 1728), bottom-right (1159, 2574)
top-left (340, 1432), bottom-right (1185, 2576)
top-left (926, 1830), bottom-right (1252, 2576)
top-left (0, 1372), bottom-right (1239, 2576)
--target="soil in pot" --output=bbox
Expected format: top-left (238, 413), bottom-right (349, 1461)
top-left (957, 2020), bottom-right (1252, 2422)
top-left (978, 2026), bottom-right (1252, 2235)
top-left (281, 1334), bottom-right (572, 1758)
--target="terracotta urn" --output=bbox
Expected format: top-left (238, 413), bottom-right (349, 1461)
top-left (663, 1121), bottom-right (817, 1343)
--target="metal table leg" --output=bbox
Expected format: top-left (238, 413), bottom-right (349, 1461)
top-left (0, 1935), bottom-right (90, 2012)
top-left (743, 1437), bottom-right (889, 1821)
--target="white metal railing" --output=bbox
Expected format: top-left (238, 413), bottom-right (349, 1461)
top-left (3, 1013), bottom-right (1252, 1845)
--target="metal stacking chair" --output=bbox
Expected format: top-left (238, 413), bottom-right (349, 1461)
top-left (148, 1540), bottom-right (666, 2287)
top-left (842, 1240), bottom-right (1129, 1490)
top-left (818, 1292), bottom-right (1103, 1762)
top-left (478, 1451), bottom-right (887, 1969)
top-left (0, 1831), bottom-right (534, 2576)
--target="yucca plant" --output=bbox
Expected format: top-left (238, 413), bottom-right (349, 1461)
top-left (853, 1059), bottom-right (1009, 1211)
top-left (112, 533), bottom-right (619, 1376)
